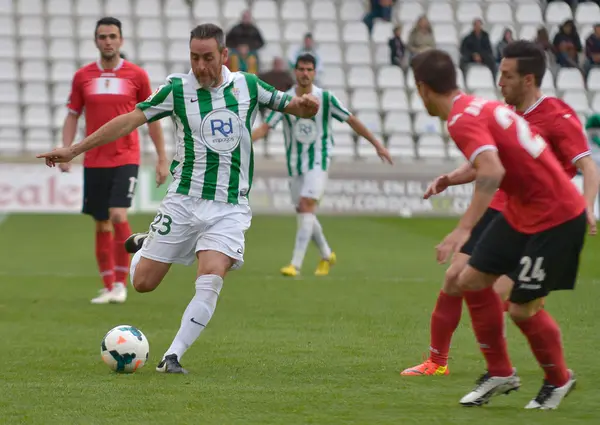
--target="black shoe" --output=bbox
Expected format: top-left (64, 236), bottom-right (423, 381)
top-left (156, 354), bottom-right (189, 374)
top-left (124, 233), bottom-right (148, 254)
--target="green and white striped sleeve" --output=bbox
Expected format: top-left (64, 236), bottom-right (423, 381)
top-left (257, 79), bottom-right (293, 112)
top-left (264, 110), bottom-right (283, 129)
top-left (330, 92), bottom-right (352, 123)
top-left (136, 81), bottom-right (174, 123)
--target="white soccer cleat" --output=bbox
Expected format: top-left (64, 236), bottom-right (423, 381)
top-left (91, 288), bottom-right (114, 304)
top-left (524, 370), bottom-right (576, 410)
top-left (111, 282), bottom-right (127, 304)
top-left (460, 369), bottom-right (521, 406)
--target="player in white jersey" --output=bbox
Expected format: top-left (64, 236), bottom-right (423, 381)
top-left (252, 54), bottom-right (393, 277)
top-left (37, 24), bottom-right (319, 374)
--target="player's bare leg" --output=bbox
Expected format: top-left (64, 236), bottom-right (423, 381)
top-left (91, 219), bottom-right (116, 304)
top-left (109, 207), bottom-right (132, 302)
top-left (509, 297), bottom-right (576, 409)
top-left (157, 250), bottom-right (231, 374)
top-left (282, 197), bottom-right (335, 277)
top-left (457, 266), bottom-right (520, 406)
top-left (401, 253), bottom-right (469, 376)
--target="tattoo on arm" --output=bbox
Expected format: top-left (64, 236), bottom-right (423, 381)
top-left (475, 176), bottom-right (500, 194)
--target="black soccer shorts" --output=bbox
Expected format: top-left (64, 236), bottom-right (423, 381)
top-left (460, 207), bottom-right (501, 256)
top-left (82, 164), bottom-right (139, 221)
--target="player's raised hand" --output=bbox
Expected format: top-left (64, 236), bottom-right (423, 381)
top-left (424, 174), bottom-right (451, 199)
top-left (36, 147), bottom-right (76, 167)
top-left (376, 145), bottom-right (393, 164)
top-left (586, 207), bottom-right (597, 236)
top-left (436, 227), bottom-right (471, 264)
top-left (155, 158), bottom-right (169, 187)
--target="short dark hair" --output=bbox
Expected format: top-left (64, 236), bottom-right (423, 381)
top-left (411, 49), bottom-right (458, 94)
top-left (190, 23), bottom-right (225, 50)
top-left (95, 17), bottom-right (122, 38)
top-left (295, 54), bottom-right (316, 69)
top-left (502, 40), bottom-right (546, 87)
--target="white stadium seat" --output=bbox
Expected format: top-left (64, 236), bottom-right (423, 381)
top-left (372, 21), bottom-right (395, 44)
top-left (48, 17), bottom-right (75, 38)
top-left (319, 43), bottom-right (343, 65)
top-left (384, 112), bottom-right (412, 134)
top-left (253, 0), bottom-right (278, 20)
top-left (388, 134), bottom-right (416, 159)
top-left (284, 22), bottom-right (309, 43)
top-left (105, 0), bottom-right (131, 17)
top-left (75, 0), bottom-right (102, 17)
top-left (545, 1), bottom-right (573, 27)
top-left (0, 105), bottom-right (21, 127)
top-left (222, 0), bottom-right (247, 20)
top-left (343, 22), bottom-right (370, 43)
top-left (339, 1), bottom-right (364, 22)
top-left (381, 90), bottom-right (409, 112)
top-left (0, 0), bottom-right (13, 15)
top-left (377, 66), bottom-right (405, 89)
top-left (24, 105), bottom-right (51, 128)
top-left (562, 92), bottom-right (590, 115)
top-left (16, 0), bottom-right (42, 16)
top-left (356, 111), bottom-right (382, 133)
top-left (313, 22), bottom-right (339, 43)
top-left (347, 66), bottom-right (375, 89)
top-left (0, 59), bottom-right (17, 81)
top-left (135, 0), bottom-right (161, 18)
top-left (456, 3), bottom-right (483, 25)
top-left (310, 0), bottom-right (336, 21)
top-left (515, 4), bottom-right (544, 25)
top-left (0, 82), bottom-right (20, 103)
top-left (414, 113), bottom-right (443, 135)
top-left (321, 66), bottom-right (346, 90)
top-left (428, 2), bottom-right (454, 24)
top-left (575, 2), bottom-right (600, 26)
top-left (192, 0), bottom-right (219, 20)
top-left (417, 134), bottom-right (446, 159)
top-left (397, 2), bottom-right (424, 25)
top-left (587, 68), bottom-right (600, 91)
top-left (281, 0), bottom-right (307, 21)
top-left (345, 44), bottom-right (372, 66)
top-left (556, 68), bottom-right (585, 91)
top-left (21, 60), bottom-right (48, 82)
top-left (466, 65), bottom-right (495, 90)
top-left (351, 89), bottom-right (379, 111)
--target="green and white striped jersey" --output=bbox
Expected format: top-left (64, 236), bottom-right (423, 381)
top-left (265, 85), bottom-right (351, 176)
top-left (136, 66), bottom-right (292, 205)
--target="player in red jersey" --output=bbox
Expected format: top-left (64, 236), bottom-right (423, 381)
top-left (410, 49), bottom-right (587, 409)
top-left (401, 42), bottom-right (599, 378)
top-left (61, 17), bottom-right (169, 304)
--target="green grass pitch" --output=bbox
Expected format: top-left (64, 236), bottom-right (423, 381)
top-left (1, 213), bottom-right (598, 424)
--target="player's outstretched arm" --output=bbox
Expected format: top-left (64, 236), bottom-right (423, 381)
top-left (283, 94), bottom-right (320, 119)
top-left (575, 155), bottom-right (600, 235)
top-left (345, 116), bottom-right (393, 164)
top-left (58, 112), bottom-right (79, 173)
top-left (37, 109), bottom-right (147, 166)
top-left (424, 162), bottom-right (477, 199)
top-left (251, 123), bottom-right (270, 142)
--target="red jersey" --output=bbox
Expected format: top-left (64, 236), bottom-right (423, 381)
top-left (67, 59), bottom-right (153, 168)
top-left (515, 96), bottom-right (591, 179)
top-left (448, 94), bottom-right (585, 234)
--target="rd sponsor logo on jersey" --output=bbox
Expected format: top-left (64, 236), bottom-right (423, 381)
top-left (293, 119), bottom-right (318, 144)
top-left (201, 109), bottom-right (244, 153)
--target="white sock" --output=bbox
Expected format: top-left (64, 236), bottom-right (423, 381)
top-left (163, 274), bottom-right (224, 361)
top-left (291, 213), bottom-right (316, 269)
top-left (129, 250), bottom-right (142, 286)
top-left (312, 217), bottom-right (332, 259)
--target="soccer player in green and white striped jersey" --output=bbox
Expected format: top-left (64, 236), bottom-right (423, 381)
top-left (37, 24), bottom-right (319, 374)
top-left (252, 54), bottom-right (393, 278)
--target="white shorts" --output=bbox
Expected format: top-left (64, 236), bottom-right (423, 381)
top-left (289, 169), bottom-right (328, 206)
top-left (140, 193), bottom-right (252, 270)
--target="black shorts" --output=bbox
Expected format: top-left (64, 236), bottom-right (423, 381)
top-left (469, 211), bottom-right (587, 304)
top-left (82, 164), bottom-right (139, 221)
top-left (460, 207), bottom-right (501, 255)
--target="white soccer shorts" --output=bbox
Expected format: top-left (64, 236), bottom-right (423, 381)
top-left (140, 193), bottom-right (251, 270)
top-left (289, 169), bottom-right (328, 206)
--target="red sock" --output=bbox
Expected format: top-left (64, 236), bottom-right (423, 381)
top-left (95, 231), bottom-right (114, 290)
top-left (515, 309), bottom-right (569, 387)
top-left (429, 291), bottom-right (463, 366)
top-left (464, 287), bottom-right (513, 377)
top-left (113, 221), bottom-right (132, 284)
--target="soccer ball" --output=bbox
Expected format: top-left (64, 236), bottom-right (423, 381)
top-left (100, 325), bottom-right (149, 373)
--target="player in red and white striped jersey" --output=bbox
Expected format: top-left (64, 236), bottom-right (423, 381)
top-left (61, 17), bottom-right (169, 304)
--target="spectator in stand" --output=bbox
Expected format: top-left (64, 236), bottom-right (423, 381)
top-left (225, 10), bottom-right (265, 52)
top-left (363, 0), bottom-right (397, 35)
top-left (289, 33), bottom-right (322, 81)
top-left (460, 18), bottom-right (496, 77)
top-left (534, 26), bottom-right (557, 68)
top-left (584, 24), bottom-right (600, 77)
top-left (553, 19), bottom-right (582, 69)
top-left (407, 15), bottom-right (435, 59)
top-left (228, 43), bottom-right (258, 74)
top-left (389, 25), bottom-right (407, 70)
top-left (258, 57), bottom-right (294, 93)
top-left (495, 28), bottom-right (514, 63)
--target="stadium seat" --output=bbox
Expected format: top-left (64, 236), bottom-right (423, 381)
top-left (24, 128), bottom-right (54, 153)
top-left (373, 44), bottom-right (390, 67)
top-left (562, 91), bottom-right (591, 115)
top-left (456, 3), bottom-right (484, 25)
top-left (333, 134), bottom-right (357, 159)
top-left (466, 65), bottom-right (495, 90)
top-left (321, 66), bottom-right (346, 90)
top-left (253, 0), bottom-right (278, 20)
top-left (414, 112), bottom-right (443, 135)
top-left (339, 1), bottom-right (364, 22)
top-left (0, 0), bottom-right (13, 15)
top-left (473, 89), bottom-right (498, 101)
top-left (447, 144), bottom-right (464, 160)
top-left (381, 90), bottom-right (409, 112)
top-left (143, 62), bottom-right (168, 86)
top-left (18, 16), bottom-right (44, 38)
top-left (138, 40), bottom-right (165, 62)
top-left (372, 21), bottom-right (395, 44)
top-left (137, 18), bottom-right (163, 40)
top-left (556, 68), bottom-right (585, 91)
top-left (0, 15), bottom-right (13, 37)
top-left (319, 43), bottom-right (343, 65)
top-left (345, 44), bottom-right (372, 66)
top-left (223, 0), bottom-right (247, 20)
top-left (284, 22), bottom-right (309, 43)
top-left (515, 3), bottom-right (544, 25)
top-left (357, 135), bottom-right (384, 159)
top-left (0, 59), bottom-right (17, 81)
top-left (22, 82), bottom-right (50, 106)
top-left (255, 20), bottom-right (281, 43)
top-left (575, 2), bottom-right (600, 26)
top-left (75, 0), bottom-right (102, 17)
top-left (106, 0), bottom-right (132, 18)
top-left (0, 105), bottom-right (21, 127)
top-left (46, 0), bottom-right (73, 17)
top-left (541, 71), bottom-right (556, 91)
top-left (24, 105), bottom-right (51, 128)
top-left (383, 112), bottom-right (412, 134)
top-left (52, 83), bottom-right (70, 106)
top-left (79, 39), bottom-right (99, 62)
top-left (167, 18), bottom-right (192, 40)
top-left (545, 1), bottom-right (573, 27)
top-left (388, 134), bottom-right (416, 159)
top-left (48, 17), bottom-right (75, 38)
top-left (591, 92), bottom-right (600, 112)
top-left (343, 22), bottom-right (370, 43)
top-left (0, 127), bottom-right (22, 154)
top-left (417, 134), bottom-right (446, 159)
top-left (433, 24), bottom-right (458, 46)
top-left (310, 0), bottom-right (336, 21)
top-left (49, 39), bottom-right (77, 61)
top-left (409, 91), bottom-right (426, 113)
top-left (313, 21), bottom-right (339, 43)
top-left (377, 66), bottom-right (405, 89)
top-left (428, 2), bottom-right (454, 24)
top-left (167, 40), bottom-right (188, 63)
top-left (0, 82), bottom-right (20, 103)
top-left (351, 89), bottom-right (380, 111)
top-left (356, 111), bottom-right (382, 133)
top-left (192, 0), bottom-right (220, 21)
top-left (0, 39), bottom-right (15, 59)
top-left (587, 68), bottom-right (600, 91)
top-left (397, 2), bottom-right (424, 25)
top-left (281, 0), bottom-right (308, 21)
top-left (19, 39), bottom-right (47, 60)
top-left (50, 61), bottom-right (75, 83)
top-left (519, 25), bottom-right (538, 41)
top-left (332, 118), bottom-right (352, 135)
top-left (16, 0), bottom-right (42, 16)
top-left (21, 60), bottom-right (48, 82)
top-left (347, 66), bottom-right (375, 89)
top-left (135, 0), bottom-right (161, 18)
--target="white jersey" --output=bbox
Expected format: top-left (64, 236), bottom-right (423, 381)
top-left (265, 85), bottom-right (351, 177)
top-left (137, 66), bottom-right (292, 205)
